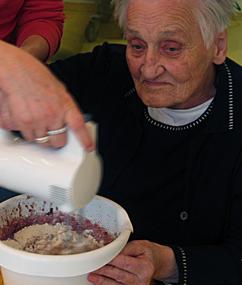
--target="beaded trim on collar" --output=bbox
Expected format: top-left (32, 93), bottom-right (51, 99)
top-left (124, 60), bottom-right (234, 132)
top-left (144, 102), bottom-right (214, 131)
top-left (224, 61), bottom-right (234, 130)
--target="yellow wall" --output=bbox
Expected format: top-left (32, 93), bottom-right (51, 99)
top-left (54, 2), bottom-right (242, 66)
top-left (52, 2), bottom-right (96, 60)
top-left (228, 14), bottom-right (242, 65)
top-left (53, 2), bottom-right (122, 60)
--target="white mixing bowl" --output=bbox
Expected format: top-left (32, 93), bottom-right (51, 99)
top-left (0, 194), bottom-right (133, 285)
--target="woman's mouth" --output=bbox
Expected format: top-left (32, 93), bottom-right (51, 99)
top-left (143, 80), bottom-right (172, 87)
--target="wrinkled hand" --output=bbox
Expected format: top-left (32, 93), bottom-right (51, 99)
top-left (88, 240), bottom-right (177, 285)
top-left (0, 41), bottom-right (94, 150)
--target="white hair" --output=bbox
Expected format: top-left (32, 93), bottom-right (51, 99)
top-left (195, 0), bottom-right (237, 47)
top-left (111, 0), bottom-right (237, 48)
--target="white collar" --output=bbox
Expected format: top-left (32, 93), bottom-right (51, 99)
top-left (148, 98), bottom-right (214, 126)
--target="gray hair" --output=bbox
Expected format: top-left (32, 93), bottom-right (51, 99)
top-left (112, 0), bottom-right (237, 48)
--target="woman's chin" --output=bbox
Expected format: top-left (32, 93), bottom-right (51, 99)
top-left (139, 94), bottom-right (175, 108)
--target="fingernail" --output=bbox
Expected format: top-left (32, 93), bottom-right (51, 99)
top-left (87, 273), bottom-right (97, 282)
top-left (86, 142), bottom-right (96, 152)
top-left (86, 145), bottom-right (95, 152)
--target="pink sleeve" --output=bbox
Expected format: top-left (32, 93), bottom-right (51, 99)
top-left (16, 0), bottom-right (64, 57)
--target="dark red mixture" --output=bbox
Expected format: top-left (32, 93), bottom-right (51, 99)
top-left (0, 200), bottom-right (116, 245)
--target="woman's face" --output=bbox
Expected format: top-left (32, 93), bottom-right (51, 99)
top-left (125, 0), bottom-right (227, 109)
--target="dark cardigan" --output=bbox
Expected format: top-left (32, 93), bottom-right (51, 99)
top-left (50, 43), bottom-right (242, 285)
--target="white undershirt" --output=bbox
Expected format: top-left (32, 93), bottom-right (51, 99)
top-left (148, 98), bottom-right (214, 126)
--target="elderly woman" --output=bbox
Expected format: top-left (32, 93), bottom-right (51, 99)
top-left (44, 0), bottom-right (242, 284)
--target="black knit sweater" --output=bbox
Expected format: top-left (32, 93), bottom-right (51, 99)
top-left (49, 43), bottom-right (242, 285)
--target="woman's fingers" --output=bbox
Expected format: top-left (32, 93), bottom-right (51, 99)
top-left (0, 42), bottom-right (94, 150)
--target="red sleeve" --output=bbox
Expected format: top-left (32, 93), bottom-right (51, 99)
top-left (15, 0), bottom-right (64, 57)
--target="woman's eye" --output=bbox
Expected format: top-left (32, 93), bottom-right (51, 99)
top-left (131, 44), bottom-right (142, 50)
top-left (128, 40), bottom-right (145, 53)
top-left (161, 42), bottom-right (183, 56)
top-left (167, 47), bottom-right (179, 52)
top-left (130, 44), bottom-right (145, 52)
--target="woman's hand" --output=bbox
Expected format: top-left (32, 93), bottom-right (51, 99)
top-left (88, 240), bottom-right (178, 285)
top-left (0, 41), bottom-right (94, 150)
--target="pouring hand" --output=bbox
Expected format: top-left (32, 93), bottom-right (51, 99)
top-left (88, 240), bottom-right (178, 285)
top-left (0, 41), bottom-right (94, 150)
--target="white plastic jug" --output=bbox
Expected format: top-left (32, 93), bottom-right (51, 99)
top-left (0, 123), bottom-right (102, 211)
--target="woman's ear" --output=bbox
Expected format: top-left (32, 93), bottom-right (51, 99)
top-left (213, 31), bottom-right (228, 64)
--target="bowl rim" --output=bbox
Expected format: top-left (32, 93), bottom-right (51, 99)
top-left (0, 194), bottom-right (133, 276)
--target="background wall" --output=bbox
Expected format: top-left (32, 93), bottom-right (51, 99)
top-left (53, 1), bottom-right (242, 65)
top-left (64, 0), bottom-right (94, 2)
top-left (228, 11), bottom-right (242, 64)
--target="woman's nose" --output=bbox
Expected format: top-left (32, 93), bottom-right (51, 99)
top-left (141, 51), bottom-right (165, 79)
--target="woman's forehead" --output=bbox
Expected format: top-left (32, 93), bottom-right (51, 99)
top-left (125, 0), bottom-right (199, 38)
top-left (126, 0), bottom-right (197, 25)
top-left (127, 0), bottom-right (197, 11)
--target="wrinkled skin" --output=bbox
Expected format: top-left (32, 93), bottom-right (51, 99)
top-left (125, 0), bottom-right (227, 109)
top-left (88, 240), bottom-right (177, 285)
top-left (0, 41), bottom-right (94, 150)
